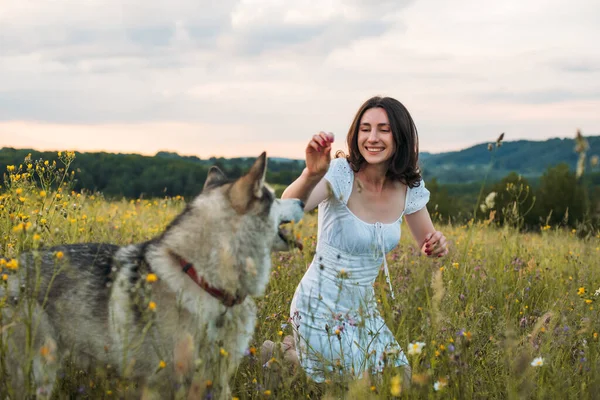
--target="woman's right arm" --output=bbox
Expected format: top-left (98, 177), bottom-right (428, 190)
top-left (281, 131), bottom-right (334, 212)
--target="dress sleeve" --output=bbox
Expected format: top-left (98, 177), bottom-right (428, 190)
top-left (405, 179), bottom-right (430, 215)
top-left (323, 157), bottom-right (353, 204)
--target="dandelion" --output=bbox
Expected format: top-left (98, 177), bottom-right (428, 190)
top-left (146, 273), bottom-right (158, 283)
top-left (531, 357), bottom-right (544, 367)
top-left (578, 287), bottom-right (585, 296)
top-left (390, 374), bottom-right (401, 396)
top-left (407, 341), bottom-right (425, 355)
top-left (55, 251), bottom-right (64, 260)
top-left (148, 301), bottom-right (157, 311)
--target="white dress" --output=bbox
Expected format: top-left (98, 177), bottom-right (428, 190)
top-left (290, 157), bottom-right (430, 382)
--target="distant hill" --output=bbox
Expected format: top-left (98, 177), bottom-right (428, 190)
top-left (419, 136), bottom-right (600, 183)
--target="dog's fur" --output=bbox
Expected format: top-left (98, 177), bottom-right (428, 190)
top-left (0, 153), bottom-right (304, 399)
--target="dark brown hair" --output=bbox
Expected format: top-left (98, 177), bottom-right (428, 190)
top-left (338, 96), bottom-right (422, 188)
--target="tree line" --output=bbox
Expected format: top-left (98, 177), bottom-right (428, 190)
top-left (1, 147), bottom-right (598, 233)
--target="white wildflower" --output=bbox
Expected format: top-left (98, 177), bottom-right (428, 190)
top-left (531, 357), bottom-right (544, 367)
top-left (407, 341), bottom-right (426, 356)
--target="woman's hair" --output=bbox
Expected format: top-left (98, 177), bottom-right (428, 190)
top-left (337, 96), bottom-right (422, 188)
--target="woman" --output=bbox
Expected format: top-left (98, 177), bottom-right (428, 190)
top-left (281, 96), bottom-right (449, 383)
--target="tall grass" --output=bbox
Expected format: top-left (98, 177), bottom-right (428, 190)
top-left (0, 153), bottom-right (599, 398)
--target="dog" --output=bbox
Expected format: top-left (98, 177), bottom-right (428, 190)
top-left (0, 152), bottom-right (304, 399)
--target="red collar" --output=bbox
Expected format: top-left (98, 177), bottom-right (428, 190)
top-left (175, 255), bottom-right (245, 307)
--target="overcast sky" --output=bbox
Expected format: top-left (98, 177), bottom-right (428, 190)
top-left (1, 0), bottom-right (598, 159)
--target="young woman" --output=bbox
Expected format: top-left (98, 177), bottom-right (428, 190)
top-left (281, 96), bottom-right (449, 383)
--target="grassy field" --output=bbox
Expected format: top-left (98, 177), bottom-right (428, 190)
top-left (1, 154), bottom-right (599, 399)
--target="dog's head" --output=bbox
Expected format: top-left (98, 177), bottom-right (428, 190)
top-left (158, 152), bottom-right (305, 297)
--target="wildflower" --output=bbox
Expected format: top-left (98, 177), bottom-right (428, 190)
top-left (6, 259), bottom-right (18, 270)
top-left (55, 251), bottom-right (64, 260)
top-left (434, 378), bottom-right (448, 391)
top-left (39, 190), bottom-right (47, 198)
top-left (220, 348), bottom-right (228, 357)
top-left (407, 341), bottom-right (425, 355)
top-left (158, 360), bottom-right (166, 369)
top-left (594, 288), bottom-right (600, 297)
top-left (264, 390), bottom-right (272, 396)
top-left (148, 301), bottom-right (157, 311)
top-left (484, 192), bottom-right (497, 210)
top-left (452, 262), bottom-right (459, 268)
top-left (249, 346), bottom-right (256, 355)
top-left (594, 332), bottom-right (598, 340)
top-left (578, 287), bottom-right (585, 296)
top-left (585, 299), bottom-right (592, 304)
top-left (531, 357), bottom-right (544, 367)
top-left (146, 273), bottom-right (158, 283)
top-left (390, 374), bottom-right (401, 396)
top-left (33, 234), bottom-right (41, 241)
top-left (370, 385), bottom-right (377, 392)
top-left (2, 274), bottom-right (8, 281)
top-left (205, 380), bottom-right (212, 387)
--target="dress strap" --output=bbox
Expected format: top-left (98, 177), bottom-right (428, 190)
top-left (375, 222), bottom-right (395, 299)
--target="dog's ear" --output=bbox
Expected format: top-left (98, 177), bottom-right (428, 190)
top-left (229, 152), bottom-right (267, 213)
top-left (203, 166), bottom-right (227, 191)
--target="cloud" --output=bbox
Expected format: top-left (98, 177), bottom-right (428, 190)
top-left (0, 0), bottom-right (599, 158)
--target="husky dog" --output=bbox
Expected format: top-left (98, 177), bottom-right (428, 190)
top-left (0, 152), bottom-right (304, 399)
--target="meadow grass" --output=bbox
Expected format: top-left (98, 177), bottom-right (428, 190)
top-left (1, 154), bottom-right (599, 399)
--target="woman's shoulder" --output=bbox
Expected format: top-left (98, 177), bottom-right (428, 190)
top-left (327, 156), bottom-right (352, 177)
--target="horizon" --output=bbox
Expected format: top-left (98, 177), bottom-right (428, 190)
top-left (2, 133), bottom-right (597, 160)
top-left (1, 0), bottom-right (599, 159)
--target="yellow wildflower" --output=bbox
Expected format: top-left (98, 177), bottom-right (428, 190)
top-left (158, 360), bottom-right (166, 369)
top-left (55, 251), bottom-right (64, 259)
top-left (6, 259), bottom-right (18, 270)
top-left (390, 374), bottom-right (401, 396)
top-left (148, 301), bottom-right (157, 311)
top-left (146, 273), bottom-right (158, 283)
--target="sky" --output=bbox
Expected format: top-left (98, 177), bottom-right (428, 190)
top-left (1, 0), bottom-right (599, 159)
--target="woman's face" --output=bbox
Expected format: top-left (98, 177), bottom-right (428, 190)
top-left (357, 107), bottom-right (395, 166)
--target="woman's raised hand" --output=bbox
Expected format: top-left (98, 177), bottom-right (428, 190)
top-left (305, 131), bottom-right (334, 178)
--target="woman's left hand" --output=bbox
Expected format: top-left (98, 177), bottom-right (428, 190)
top-left (422, 231), bottom-right (449, 257)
